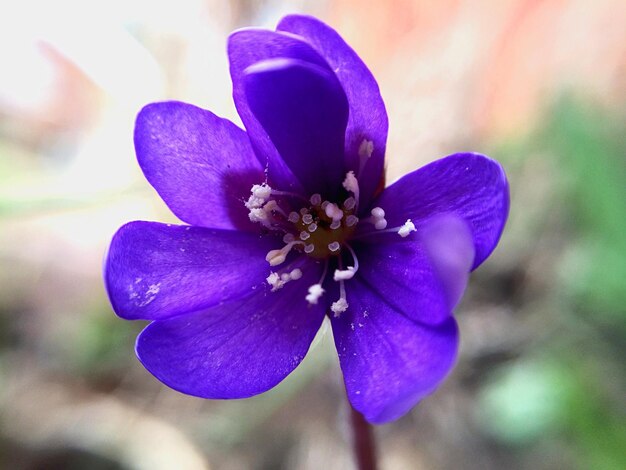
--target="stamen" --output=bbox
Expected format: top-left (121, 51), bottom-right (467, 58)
top-left (333, 266), bottom-right (356, 281)
top-left (305, 260), bottom-right (329, 305)
top-left (358, 139), bottom-right (374, 160)
top-left (328, 241), bottom-right (341, 252)
top-left (310, 193), bottom-right (322, 205)
top-left (331, 297), bottom-right (348, 316)
top-left (246, 183), bottom-right (272, 209)
top-left (306, 284), bottom-right (324, 304)
top-left (266, 268), bottom-right (303, 292)
top-left (289, 268), bottom-right (303, 280)
top-left (248, 208), bottom-right (271, 227)
top-left (343, 196), bottom-right (356, 211)
top-left (371, 207), bottom-right (385, 218)
top-left (324, 203), bottom-right (343, 221)
top-left (369, 206), bottom-right (387, 230)
top-left (330, 219), bottom-right (341, 230)
top-left (302, 213), bottom-right (314, 225)
top-left (252, 183), bottom-right (272, 199)
top-left (357, 139), bottom-right (374, 179)
top-left (342, 171), bottom-right (360, 210)
top-left (282, 233), bottom-right (295, 243)
top-left (331, 276), bottom-right (349, 316)
top-left (346, 215), bottom-right (359, 227)
top-left (334, 243), bottom-right (360, 281)
top-left (304, 244), bottom-right (315, 254)
top-left (270, 189), bottom-right (309, 203)
top-left (299, 231), bottom-right (310, 241)
top-left (398, 219), bottom-right (417, 237)
top-left (266, 272), bottom-right (284, 291)
top-left (288, 212), bottom-right (300, 223)
top-left (265, 241), bottom-right (303, 266)
top-left (352, 219), bottom-right (419, 240)
top-left (263, 200), bottom-right (286, 217)
top-left (308, 223), bottom-right (318, 232)
top-left (375, 219), bottom-right (388, 230)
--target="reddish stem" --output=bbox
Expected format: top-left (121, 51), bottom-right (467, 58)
top-left (349, 404), bottom-right (378, 470)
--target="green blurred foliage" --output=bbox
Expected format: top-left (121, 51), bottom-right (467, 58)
top-left (480, 95), bottom-right (626, 470)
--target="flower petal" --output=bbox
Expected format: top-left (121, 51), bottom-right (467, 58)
top-left (104, 221), bottom-right (281, 320)
top-left (277, 14), bottom-right (388, 207)
top-left (331, 278), bottom-right (459, 424)
top-left (244, 58), bottom-right (349, 198)
top-left (136, 263), bottom-right (325, 398)
top-left (135, 101), bottom-right (264, 230)
top-left (228, 28), bottom-right (332, 194)
top-left (373, 153), bottom-right (509, 269)
top-left (419, 214), bottom-right (475, 309)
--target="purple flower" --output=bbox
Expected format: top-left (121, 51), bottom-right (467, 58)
top-left (104, 15), bottom-right (508, 424)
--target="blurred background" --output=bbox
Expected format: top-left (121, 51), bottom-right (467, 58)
top-left (1, 0), bottom-right (625, 468)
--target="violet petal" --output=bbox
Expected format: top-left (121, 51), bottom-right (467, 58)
top-left (104, 221), bottom-right (281, 320)
top-left (420, 214), bottom-right (475, 309)
top-left (244, 58), bottom-right (349, 199)
top-left (373, 152), bottom-right (509, 269)
top-left (135, 101), bottom-right (264, 230)
top-left (277, 14), bottom-right (388, 207)
top-left (136, 264), bottom-right (325, 398)
top-left (228, 28), bottom-right (332, 194)
top-left (331, 278), bottom-right (459, 424)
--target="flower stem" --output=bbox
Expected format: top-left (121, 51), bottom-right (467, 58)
top-left (349, 404), bottom-right (377, 470)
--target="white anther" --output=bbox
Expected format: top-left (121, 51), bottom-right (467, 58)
top-left (300, 231), bottom-right (310, 241)
top-left (302, 213), bottom-right (314, 224)
top-left (398, 219), bottom-right (417, 237)
top-left (370, 206), bottom-right (387, 230)
top-left (265, 241), bottom-right (301, 267)
top-left (330, 219), bottom-right (342, 230)
top-left (334, 266), bottom-right (356, 281)
top-left (249, 208), bottom-right (269, 225)
top-left (252, 183), bottom-right (272, 199)
top-left (283, 233), bottom-right (295, 243)
top-left (343, 196), bottom-right (356, 211)
top-left (289, 268), bottom-right (303, 280)
top-left (371, 207), bottom-right (385, 218)
top-left (310, 193), bottom-right (322, 205)
top-left (331, 298), bottom-right (349, 316)
top-left (265, 249), bottom-right (287, 266)
top-left (304, 244), bottom-right (315, 254)
top-left (325, 203), bottom-right (344, 221)
top-left (346, 215), bottom-right (359, 227)
top-left (266, 272), bottom-right (285, 291)
top-left (308, 223), bottom-right (318, 232)
top-left (306, 284), bottom-right (325, 304)
top-left (300, 207), bottom-right (308, 215)
top-left (343, 171), bottom-right (359, 194)
top-left (374, 219), bottom-right (388, 230)
top-left (288, 212), bottom-right (300, 223)
top-left (280, 273), bottom-right (290, 281)
top-left (358, 139), bottom-right (374, 159)
top-left (263, 200), bottom-right (277, 212)
top-left (328, 241), bottom-right (341, 252)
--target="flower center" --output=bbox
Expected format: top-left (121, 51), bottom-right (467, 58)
top-left (244, 165), bottom-right (416, 316)
top-left (286, 196), bottom-right (358, 259)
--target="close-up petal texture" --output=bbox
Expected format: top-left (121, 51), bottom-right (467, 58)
top-left (105, 221), bottom-right (280, 320)
top-left (332, 278), bottom-right (459, 424)
top-left (136, 264), bottom-right (325, 399)
top-left (374, 152), bottom-right (509, 269)
top-left (277, 14), bottom-right (388, 207)
top-left (244, 58), bottom-right (349, 198)
top-left (228, 28), bottom-right (332, 194)
top-left (135, 101), bottom-right (264, 230)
